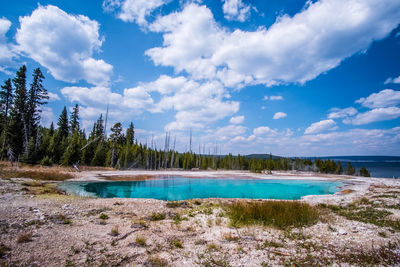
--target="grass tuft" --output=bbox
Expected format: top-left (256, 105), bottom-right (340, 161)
top-left (17, 232), bottom-right (32, 243)
top-left (170, 239), bottom-right (183, 249)
top-left (225, 200), bottom-right (319, 229)
top-left (99, 213), bottom-right (109, 220)
top-left (135, 236), bottom-right (147, 246)
top-left (151, 212), bottom-right (166, 221)
top-left (110, 226), bottom-right (119, 236)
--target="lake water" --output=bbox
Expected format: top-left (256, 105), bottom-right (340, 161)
top-left (60, 177), bottom-right (342, 201)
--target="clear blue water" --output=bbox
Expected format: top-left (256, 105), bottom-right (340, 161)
top-left (60, 177), bottom-right (342, 201)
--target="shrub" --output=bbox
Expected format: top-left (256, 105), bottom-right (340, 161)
top-left (225, 200), bottom-right (319, 229)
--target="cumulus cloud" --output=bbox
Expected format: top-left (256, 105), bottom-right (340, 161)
top-left (253, 126), bottom-right (278, 136)
top-left (0, 18), bottom-right (16, 73)
top-left (61, 75), bottom-right (239, 131)
top-left (328, 107), bottom-right (357, 119)
top-left (48, 92), bottom-right (61, 102)
top-left (273, 112), bottom-right (287, 119)
top-left (16, 5), bottom-right (113, 86)
top-left (146, 1), bottom-right (400, 88)
top-left (229, 115), bottom-right (244, 124)
top-left (222, 0), bottom-right (251, 22)
top-left (304, 119), bottom-right (337, 134)
top-left (103, 0), bottom-right (169, 27)
top-left (343, 107), bottom-right (400, 125)
top-left (355, 89), bottom-right (400, 108)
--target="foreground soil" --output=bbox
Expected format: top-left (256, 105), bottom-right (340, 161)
top-left (0, 170), bottom-right (400, 266)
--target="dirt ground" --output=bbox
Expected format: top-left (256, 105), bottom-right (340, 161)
top-left (0, 170), bottom-right (399, 266)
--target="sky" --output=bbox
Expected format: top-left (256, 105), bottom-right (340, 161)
top-left (1, 0), bottom-right (400, 156)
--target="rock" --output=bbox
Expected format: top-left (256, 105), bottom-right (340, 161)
top-left (338, 229), bottom-right (347, 235)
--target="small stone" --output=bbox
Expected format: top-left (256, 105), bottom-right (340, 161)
top-left (338, 229), bottom-right (347, 235)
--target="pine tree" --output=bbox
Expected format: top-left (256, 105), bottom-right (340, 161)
top-left (126, 122), bottom-right (134, 145)
top-left (57, 106), bottom-right (69, 140)
top-left (62, 131), bottom-right (81, 166)
top-left (359, 167), bottom-right (370, 177)
top-left (8, 65), bottom-right (28, 157)
top-left (70, 104), bottom-right (80, 133)
top-left (0, 78), bottom-right (13, 158)
top-left (0, 78), bottom-right (13, 120)
top-left (27, 68), bottom-right (48, 140)
top-left (346, 162), bottom-right (356, 175)
top-left (335, 161), bottom-right (343, 174)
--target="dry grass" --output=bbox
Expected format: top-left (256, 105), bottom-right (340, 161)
top-left (0, 167), bottom-right (73, 181)
top-left (225, 200), bottom-right (319, 229)
top-left (17, 232), bottom-right (32, 243)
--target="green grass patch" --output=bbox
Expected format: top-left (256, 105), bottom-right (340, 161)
top-left (99, 213), bottom-right (109, 220)
top-left (224, 200), bottom-right (319, 229)
top-left (151, 212), bottom-right (166, 221)
top-left (170, 239), bottom-right (183, 249)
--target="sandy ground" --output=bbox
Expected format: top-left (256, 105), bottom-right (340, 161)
top-left (1, 170), bottom-right (400, 266)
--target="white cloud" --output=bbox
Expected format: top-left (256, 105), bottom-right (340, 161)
top-left (61, 75), bottom-right (239, 132)
top-left (229, 115), bottom-right (244, 124)
top-left (0, 18), bottom-right (16, 73)
top-left (222, 0), bottom-right (251, 22)
top-left (273, 112), bottom-right (287, 119)
top-left (343, 107), bottom-right (400, 125)
top-left (16, 5), bottom-right (113, 86)
top-left (304, 119), bottom-right (337, 134)
top-left (146, 1), bottom-right (400, 88)
top-left (40, 107), bottom-right (56, 127)
top-left (264, 95), bottom-right (283, 101)
top-left (328, 107), bottom-right (358, 119)
top-left (109, 0), bottom-right (169, 27)
top-left (355, 89), bottom-right (400, 109)
top-left (253, 126), bottom-right (277, 136)
top-left (384, 75), bottom-right (400, 84)
top-left (212, 124), bottom-right (247, 141)
top-left (48, 92), bottom-right (61, 102)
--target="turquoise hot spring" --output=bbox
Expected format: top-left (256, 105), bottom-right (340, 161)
top-left (60, 176), bottom-right (343, 201)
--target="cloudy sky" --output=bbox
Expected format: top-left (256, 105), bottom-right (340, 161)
top-left (1, 0), bottom-right (400, 156)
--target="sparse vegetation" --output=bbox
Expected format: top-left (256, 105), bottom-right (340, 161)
top-left (135, 236), bottom-right (146, 247)
top-left (319, 201), bottom-right (400, 231)
top-left (110, 226), bottom-right (119, 236)
top-left (225, 200), bottom-right (319, 229)
top-left (146, 256), bottom-right (169, 267)
top-left (0, 169), bottom-right (73, 181)
top-left (151, 212), bottom-right (166, 221)
top-left (170, 239), bottom-right (183, 249)
top-left (17, 232), bottom-right (32, 243)
top-left (99, 213), bottom-right (109, 220)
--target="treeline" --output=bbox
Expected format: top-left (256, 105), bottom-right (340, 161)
top-left (0, 65), bottom-right (370, 177)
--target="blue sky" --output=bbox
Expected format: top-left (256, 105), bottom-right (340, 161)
top-left (1, 0), bottom-right (400, 156)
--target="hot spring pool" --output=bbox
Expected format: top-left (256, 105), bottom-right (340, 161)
top-left (59, 176), bottom-right (342, 201)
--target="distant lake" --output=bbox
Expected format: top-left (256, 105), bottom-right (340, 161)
top-left (60, 177), bottom-right (342, 201)
top-left (318, 156), bottom-right (400, 178)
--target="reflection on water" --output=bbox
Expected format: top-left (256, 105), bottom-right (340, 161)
top-left (62, 177), bottom-right (342, 201)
